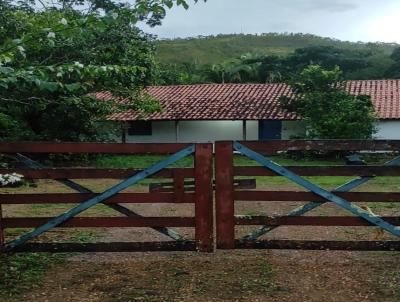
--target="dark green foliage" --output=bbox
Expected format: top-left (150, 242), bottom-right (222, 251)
top-left (0, 0), bottom-right (203, 141)
top-left (155, 34), bottom-right (399, 84)
top-left (153, 63), bottom-right (193, 85)
top-left (0, 3), bottom-right (156, 141)
top-left (280, 65), bottom-right (377, 139)
top-left (156, 33), bottom-right (397, 65)
top-left (286, 46), bottom-right (371, 76)
top-left (196, 46), bottom-right (379, 83)
top-left (385, 47), bottom-right (400, 78)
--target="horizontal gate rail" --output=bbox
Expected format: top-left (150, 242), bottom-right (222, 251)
top-left (0, 193), bottom-right (196, 204)
top-left (0, 142), bottom-right (192, 154)
top-left (235, 216), bottom-right (400, 226)
top-left (149, 178), bottom-right (256, 193)
top-left (241, 140), bottom-right (400, 154)
top-left (14, 240), bottom-right (399, 252)
top-left (10, 242), bottom-right (197, 253)
top-left (234, 166), bottom-right (400, 176)
top-left (233, 191), bottom-right (400, 202)
top-left (235, 240), bottom-right (400, 251)
top-left (0, 168), bottom-right (194, 179)
top-left (3, 217), bottom-right (196, 228)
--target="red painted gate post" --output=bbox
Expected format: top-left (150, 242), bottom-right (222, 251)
top-left (215, 141), bottom-right (235, 249)
top-left (0, 204), bottom-right (4, 247)
top-left (195, 143), bottom-right (214, 252)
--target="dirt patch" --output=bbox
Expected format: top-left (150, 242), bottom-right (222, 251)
top-left (2, 250), bottom-right (399, 302)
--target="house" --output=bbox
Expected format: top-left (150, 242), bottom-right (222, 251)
top-left (96, 80), bottom-right (400, 143)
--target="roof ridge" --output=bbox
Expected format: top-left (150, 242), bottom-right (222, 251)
top-left (149, 79), bottom-right (400, 89)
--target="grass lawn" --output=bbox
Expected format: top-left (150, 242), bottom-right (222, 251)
top-left (0, 229), bottom-right (99, 297)
top-left (91, 153), bottom-right (400, 193)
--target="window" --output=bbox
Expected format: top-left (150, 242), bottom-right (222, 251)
top-left (128, 121), bottom-right (152, 136)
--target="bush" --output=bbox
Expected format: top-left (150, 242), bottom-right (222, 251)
top-left (0, 173), bottom-right (24, 187)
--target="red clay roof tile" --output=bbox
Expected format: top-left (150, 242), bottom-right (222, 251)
top-left (96, 80), bottom-right (400, 121)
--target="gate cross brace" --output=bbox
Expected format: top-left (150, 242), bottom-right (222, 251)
top-left (11, 153), bottom-right (185, 242)
top-left (233, 142), bottom-right (400, 238)
top-left (4, 145), bottom-right (195, 252)
top-left (243, 154), bottom-right (400, 240)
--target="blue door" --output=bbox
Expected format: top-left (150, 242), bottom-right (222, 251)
top-left (259, 120), bottom-right (282, 140)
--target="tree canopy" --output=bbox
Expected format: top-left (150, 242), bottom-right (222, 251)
top-left (385, 47), bottom-right (400, 78)
top-left (280, 65), bottom-right (377, 139)
top-left (155, 44), bottom-right (399, 85)
top-left (0, 0), bottom-right (202, 141)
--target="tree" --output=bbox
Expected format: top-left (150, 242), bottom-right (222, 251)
top-left (280, 65), bottom-right (377, 139)
top-left (285, 46), bottom-right (371, 78)
top-left (0, 0), bottom-right (203, 141)
top-left (385, 47), bottom-right (400, 78)
top-left (153, 63), bottom-right (193, 85)
top-left (241, 54), bottom-right (286, 83)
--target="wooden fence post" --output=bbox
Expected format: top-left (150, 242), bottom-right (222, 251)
top-left (215, 141), bottom-right (235, 249)
top-left (195, 143), bottom-right (214, 252)
top-left (0, 204), bottom-right (4, 247)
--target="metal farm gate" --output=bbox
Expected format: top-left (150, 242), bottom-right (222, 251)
top-left (1, 140), bottom-right (400, 254)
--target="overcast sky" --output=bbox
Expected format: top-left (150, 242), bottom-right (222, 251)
top-left (141, 0), bottom-right (400, 43)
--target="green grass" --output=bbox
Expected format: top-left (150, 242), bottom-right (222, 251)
top-left (0, 229), bottom-right (99, 298)
top-left (93, 153), bottom-right (393, 168)
top-left (69, 230), bottom-right (99, 242)
top-left (0, 253), bottom-right (67, 297)
top-left (90, 154), bottom-right (400, 191)
top-left (93, 154), bottom-right (194, 168)
top-left (92, 154), bottom-right (343, 168)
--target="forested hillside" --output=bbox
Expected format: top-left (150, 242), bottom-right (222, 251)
top-left (156, 33), bottom-right (398, 65)
top-left (153, 33), bottom-right (400, 85)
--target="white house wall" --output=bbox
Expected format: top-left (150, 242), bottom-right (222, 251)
top-left (126, 120), bottom-right (259, 143)
top-left (124, 120), bottom-right (400, 143)
top-left (125, 121), bottom-right (176, 143)
top-left (375, 120), bottom-right (400, 139)
top-left (246, 121), bottom-right (258, 140)
top-left (179, 120), bottom-right (260, 142)
top-left (125, 120), bottom-right (308, 143)
top-left (178, 121), bottom-right (240, 142)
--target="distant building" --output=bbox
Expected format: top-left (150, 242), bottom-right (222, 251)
top-left (96, 80), bottom-right (400, 143)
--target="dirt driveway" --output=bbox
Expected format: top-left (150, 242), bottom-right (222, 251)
top-left (3, 248), bottom-right (399, 302)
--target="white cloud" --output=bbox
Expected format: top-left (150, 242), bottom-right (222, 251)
top-left (280, 0), bottom-right (358, 12)
top-left (141, 0), bottom-right (400, 43)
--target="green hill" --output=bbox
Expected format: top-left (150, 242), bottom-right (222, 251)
top-left (156, 33), bottom-right (399, 65)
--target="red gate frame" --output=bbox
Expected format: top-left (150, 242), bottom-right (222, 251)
top-left (215, 140), bottom-right (400, 251)
top-left (0, 142), bottom-right (213, 253)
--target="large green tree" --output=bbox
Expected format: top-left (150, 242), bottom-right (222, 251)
top-left (0, 0), bottom-right (201, 141)
top-left (385, 47), bottom-right (400, 78)
top-left (280, 65), bottom-right (377, 139)
top-left (178, 45), bottom-right (381, 85)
